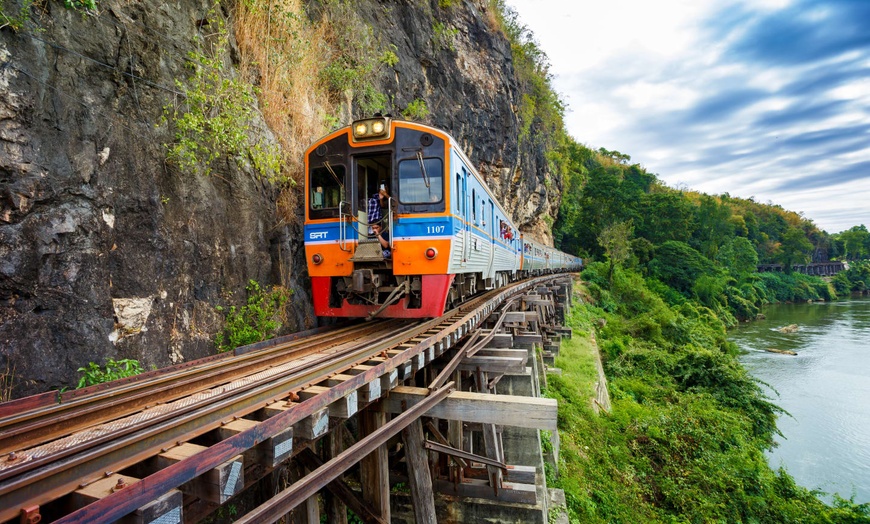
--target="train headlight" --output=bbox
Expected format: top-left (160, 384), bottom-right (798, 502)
top-left (425, 247), bottom-right (438, 260)
top-left (351, 117), bottom-right (391, 141)
top-left (312, 253), bottom-right (323, 265)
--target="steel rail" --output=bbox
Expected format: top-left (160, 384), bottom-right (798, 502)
top-left (5, 275), bottom-right (568, 523)
top-left (0, 323), bottom-right (432, 518)
top-left (0, 320), bottom-right (402, 456)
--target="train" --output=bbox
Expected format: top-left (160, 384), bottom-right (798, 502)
top-left (303, 115), bottom-right (582, 318)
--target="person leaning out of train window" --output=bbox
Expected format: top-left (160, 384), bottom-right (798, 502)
top-left (367, 188), bottom-right (389, 232)
top-left (371, 223), bottom-right (391, 259)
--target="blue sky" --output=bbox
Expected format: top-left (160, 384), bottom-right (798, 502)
top-left (507, 0), bottom-right (869, 234)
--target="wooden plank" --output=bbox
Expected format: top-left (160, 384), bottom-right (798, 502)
top-left (298, 386), bottom-right (358, 419)
top-left (402, 419), bottom-right (437, 524)
top-left (484, 333), bottom-right (514, 349)
top-left (72, 474), bottom-right (183, 524)
top-left (217, 418), bottom-right (293, 468)
top-left (156, 443), bottom-right (243, 504)
top-left (341, 367), bottom-right (384, 404)
top-left (382, 387), bottom-right (557, 430)
top-left (505, 464), bottom-right (536, 484)
top-left (472, 348), bottom-right (529, 363)
top-left (433, 478), bottom-right (537, 504)
top-left (457, 355), bottom-right (525, 374)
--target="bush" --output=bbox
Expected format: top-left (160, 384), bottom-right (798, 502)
top-left (215, 280), bottom-right (292, 352)
top-left (77, 358), bottom-right (143, 388)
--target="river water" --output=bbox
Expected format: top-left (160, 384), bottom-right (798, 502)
top-left (730, 297), bottom-right (870, 503)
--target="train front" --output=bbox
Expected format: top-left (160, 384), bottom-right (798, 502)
top-left (304, 116), bottom-right (455, 318)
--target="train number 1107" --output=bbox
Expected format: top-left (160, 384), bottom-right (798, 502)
top-left (426, 225), bottom-right (446, 234)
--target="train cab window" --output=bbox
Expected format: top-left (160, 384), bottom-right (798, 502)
top-left (398, 158), bottom-right (443, 204)
top-left (309, 164), bottom-right (345, 219)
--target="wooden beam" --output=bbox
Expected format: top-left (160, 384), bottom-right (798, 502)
top-left (456, 355), bottom-right (524, 374)
top-left (217, 418), bottom-right (293, 468)
top-left (402, 419), bottom-right (437, 524)
top-left (381, 387), bottom-right (557, 430)
top-left (156, 443), bottom-right (243, 504)
top-left (434, 478), bottom-right (537, 504)
top-left (71, 474), bottom-right (182, 524)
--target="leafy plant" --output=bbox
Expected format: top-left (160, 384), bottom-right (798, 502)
top-left (0, 0), bottom-right (34, 31)
top-left (215, 280), bottom-right (292, 352)
top-left (163, 6), bottom-right (281, 181)
top-left (401, 98), bottom-right (429, 121)
top-left (77, 358), bottom-right (143, 388)
top-left (379, 49), bottom-right (399, 67)
top-left (61, 0), bottom-right (95, 10)
top-left (432, 21), bottom-right (458, 52)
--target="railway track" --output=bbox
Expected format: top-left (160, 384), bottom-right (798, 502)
top-left (0, 275), bottom-right (568, 523)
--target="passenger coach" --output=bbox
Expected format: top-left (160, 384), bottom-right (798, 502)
top-left (303, 116), bottom-right (581, 318)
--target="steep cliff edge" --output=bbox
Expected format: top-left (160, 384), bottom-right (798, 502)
top-left (0, 0), bottom-right (563, 398)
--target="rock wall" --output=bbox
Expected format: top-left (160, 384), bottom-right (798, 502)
top-left (0, 0), bottom-right (562, 398)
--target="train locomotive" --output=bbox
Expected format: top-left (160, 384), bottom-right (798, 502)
top-left (303, 115), bottom-right (582, 318)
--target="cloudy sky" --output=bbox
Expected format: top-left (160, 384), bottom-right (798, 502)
top-left (506, 0), bottom-right (869, 234)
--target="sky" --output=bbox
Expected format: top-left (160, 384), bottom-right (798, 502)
top-left (506, 0), bottom-right (869, 234)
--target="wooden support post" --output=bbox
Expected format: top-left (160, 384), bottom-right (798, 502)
top-left (156, 443), bottom-right (243, 504)
top-left (360, 409), bottom-right (390, 522)
top-left (402, 418), bottom-right (437, 524)
top-left (475, 369), bottom-right (503, 493)
top-left (325, 428), bottom-right (348, 524)
top-left (72, 474), bottom-right (182, 524)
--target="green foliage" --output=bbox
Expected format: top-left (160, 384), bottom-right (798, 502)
top-left (0, 0), bottom-right (34, 30)
top-left (401, 98), bottom-right (429, 121)
top-left (62, 0), bottom-right (95, 10)
top-left (379, 49), bottom-right (399, 68)
top-left (163, 9), bottom-right (281, 181)
top-left (432, 21), bottom-right (459, 52)
top-left (77, 358), bottom-right (143, 388)
top-left (316, 0), bottom-right (388, 116)
top-left (215, 280), bottom-right (292, 352)
top-left (550, 274), bottom-right (870, 523)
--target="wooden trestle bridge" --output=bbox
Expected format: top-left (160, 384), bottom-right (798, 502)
top-left (0, 275), bottom-right (574, 524)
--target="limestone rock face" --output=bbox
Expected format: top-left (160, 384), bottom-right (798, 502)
top-left (361, 0), bottom-right (561, 244)
top-left (0, 1), bottom-right (312, 396)
top-left (0, 0), bottom-right (561, 397)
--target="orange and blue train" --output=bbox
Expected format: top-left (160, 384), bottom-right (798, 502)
top-left (303, 115), bottom-right (582, 318)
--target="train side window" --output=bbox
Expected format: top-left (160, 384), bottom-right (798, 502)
top-left (309, 164), bottom-right (345, 219)
top-left (455, 173), bottom-right (462, 213)
top-left (472, 189), bottom-right (477, 224)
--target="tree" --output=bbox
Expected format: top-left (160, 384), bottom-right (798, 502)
top-left (776, 228), bottom-right (813, 273)
top-left (839, 225), bottom-right (869, 260)
top-left (599, 221), bottom-right (633, 283)
top-left (717, 237), bottom-right (759, 281)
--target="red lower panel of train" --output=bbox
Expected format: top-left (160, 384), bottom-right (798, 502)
top-left (310, 274), bottom-right (455, 318)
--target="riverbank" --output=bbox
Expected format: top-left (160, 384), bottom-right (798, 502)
top-left (546, 269), bottom-right (870, 522)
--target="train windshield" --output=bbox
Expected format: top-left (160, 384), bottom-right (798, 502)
top-left (309, 164), bottom-right (345, 219)
top-left (398, 158), bottom-right (443, 204)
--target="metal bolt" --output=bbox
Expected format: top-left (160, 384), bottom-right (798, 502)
top-left (7, 452), bottom-right (17, 462)
top-left (111, 478), bottom-right (127, 492)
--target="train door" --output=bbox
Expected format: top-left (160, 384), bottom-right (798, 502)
top-left (485, 198), bottom-right (496, 280)
top-left (459, 167), bottom-right (470, 267)
top-left (353, 153), bottom-right (392, 236)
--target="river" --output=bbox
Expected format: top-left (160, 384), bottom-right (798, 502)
top-left (730, 297), bottom-right (870, 503)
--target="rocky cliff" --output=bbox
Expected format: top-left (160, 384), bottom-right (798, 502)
top-left (0, 0), bottom-right (563, 398)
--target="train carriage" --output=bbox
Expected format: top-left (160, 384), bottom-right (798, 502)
top-left (304, 116), bottom-right (578, 318)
